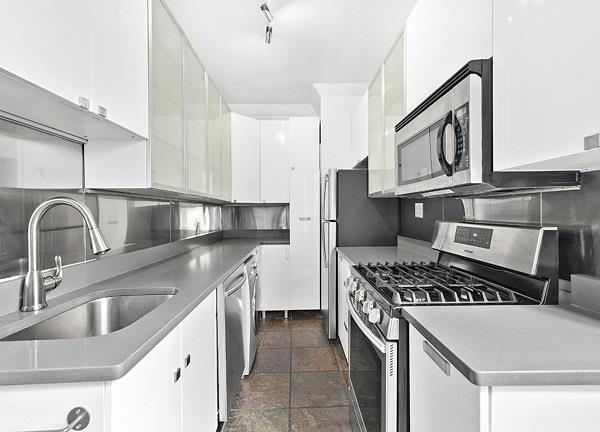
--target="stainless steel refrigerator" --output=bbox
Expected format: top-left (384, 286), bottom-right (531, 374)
top-left (320, 168), bottom-right (400, 339)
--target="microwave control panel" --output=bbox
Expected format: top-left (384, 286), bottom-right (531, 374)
top-left (454, 103), bottom-right (469, 172)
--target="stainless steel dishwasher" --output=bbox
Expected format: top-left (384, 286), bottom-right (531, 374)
top-left (217, 265), bottom-right (247, 422)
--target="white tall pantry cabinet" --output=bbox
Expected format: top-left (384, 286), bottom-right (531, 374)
top-left (260, 120), bottom-right (291, 203)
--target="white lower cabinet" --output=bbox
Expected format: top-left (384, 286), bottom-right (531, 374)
top-left (409, 325), bottom-right (600, 432)
top-left (0, 382), bottom-right (106, 431)
top-left (0, 292), bottom-right (218, 432)
top-left (336, 254), bottom-right (352, 359)
top-left (257, 245), bottom-right (290, 311)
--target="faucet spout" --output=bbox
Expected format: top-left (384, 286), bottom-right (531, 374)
top-left (21, 197), bottom-right (111, 312)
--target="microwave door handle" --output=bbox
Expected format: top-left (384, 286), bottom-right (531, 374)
top-left (436, 111), bottom-right (454, 177)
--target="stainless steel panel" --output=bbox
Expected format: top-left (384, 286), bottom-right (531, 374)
top-left (171, 202), bottom-right (221, 240)
top-left (320, 220), bottom-right (337, 338)
top-left (84, 194), bottom-right (171, 259)
top-left (462, 194), bottom-right (541, 225)
top-left (431, 221), bottom-right (556, 275)
top-left (323, 168), bottom-right (337, 221)
top-left (222, 205), bottom-right (289, 230)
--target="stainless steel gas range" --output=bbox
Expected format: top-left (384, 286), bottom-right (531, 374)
top-left (346, 221), bottom-right (559, 432)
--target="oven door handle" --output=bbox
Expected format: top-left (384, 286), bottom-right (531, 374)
top-left (347, 292), bottom-right (386, 354)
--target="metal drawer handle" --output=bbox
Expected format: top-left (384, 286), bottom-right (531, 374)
top-left (174, 367), bottom-right (182, 383)
top-left (423, 340), bottom-right (450, 376)
top-left (299, 216), bottom-right (311, 221)
top-left (20, 407), bottom-right (90, 432)
top-left (184, 354), bottom-right (191, 368)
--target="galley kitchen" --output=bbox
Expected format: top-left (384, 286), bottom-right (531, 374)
top-left (1, 1), bottom-right (600, 432)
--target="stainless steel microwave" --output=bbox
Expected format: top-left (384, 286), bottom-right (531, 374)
top-left (394, 59), bottom-right (580, 198)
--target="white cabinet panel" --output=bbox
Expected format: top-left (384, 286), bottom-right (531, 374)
top-left (260, 120), bottom-right (290, 203)
top-left (0, 1), bottom-right (93, 107)
top-left (231, 113), bottom-right (261, 203)
top-left (336, 254), bottom-right (352, 359)
top-left (0, 382), bottom-right (105, 432)
top-left (493, 0), bottom-right (600, 171)
top-left (221, 103), bottom-right (232, 202)
top-left (351, 91), bottom-right (369, 167)
top-left (181, 291), bottom-right (218, 432)
top-left (289, 169), bottom-right (320, 310)
top-left (110, 323), bottom-right (182, 431)
top-left (368, 68), bottom-right (384, 196)
top-left (151, 0), bottom-right (185, 191)
top-left (91, 0), bottom-right (149, 137)
top-left (258, 245), bottom-right (290, 311)
top-left (384, 33), bottom-right (405, 193)
top-left (405, 0), bottom-right (492, 112)
top-left (409, 325), bottom-right (486, 432)
top-left (185, 43), bottom-right (208, 195)
top-left (289, 118), bottom-right (320, 172)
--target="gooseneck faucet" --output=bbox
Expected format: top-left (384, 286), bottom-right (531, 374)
top-left (21, 197), bottom-right (111, 312)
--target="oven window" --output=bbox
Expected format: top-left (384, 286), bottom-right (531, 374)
top-left (349, 314), bottom-right (383, 432)
top-left (397, 127), bottom-right (433, 185)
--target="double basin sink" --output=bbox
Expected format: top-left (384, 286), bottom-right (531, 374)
top-left (2, 289), bottom-right (177, 341)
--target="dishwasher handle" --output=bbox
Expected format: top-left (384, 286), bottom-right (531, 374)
top-left (225, 272), bottom-right (247, 297)
top-left (20, 407), bottom-right (90, 432)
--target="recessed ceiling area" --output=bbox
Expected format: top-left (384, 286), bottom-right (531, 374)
top-left (164, 0), bottom-right (416, 116)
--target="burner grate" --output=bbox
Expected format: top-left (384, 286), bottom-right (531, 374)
top-left (357, 262), bottom-right (518, 305)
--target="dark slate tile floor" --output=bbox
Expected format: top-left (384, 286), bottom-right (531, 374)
top-left (228, 311), bottom-right (352, 432)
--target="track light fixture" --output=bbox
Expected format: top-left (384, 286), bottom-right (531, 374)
top-left (260, 3), bottom-right (273, 23)
top-left (265, 25), bottom-right (273, 44)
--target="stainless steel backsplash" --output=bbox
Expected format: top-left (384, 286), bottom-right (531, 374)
top-left (400, 170), bottom-right (600, 281)
top-left (0, 119), bottom-right (222, 281)
top-left (222, 205), bottom-right (290, 230)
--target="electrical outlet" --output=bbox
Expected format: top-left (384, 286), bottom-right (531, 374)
top-left (415, 202), bottom-right (424, 219)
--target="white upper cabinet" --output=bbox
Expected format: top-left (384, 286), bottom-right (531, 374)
top-left (185, 43), bottom-right (208, 195)
top-left (221, 103), bottom-right (232, 202)
top-left (492, 0), bottom-right (600, 171)
top-left (368, 68), bottom-right (384, 196)
top-left (92, 0), bottom-right (149, 137)
top-left (351, 91), bottom-right (369, 166)
top-left (151, 0), bottom-right (185, 192)
top-left (0, 0), bottom-right (93, 109)
top-left (405, 0), bottom-right (492, 112)
top-left (231, 113), bottom-right (261, 203)
top-left (260, 120), bottom-right (290, 203)
top-left (383, 33), bottom-right (406, 194)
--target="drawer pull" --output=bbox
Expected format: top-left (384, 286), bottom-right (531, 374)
top-left (184, 354), bottom-right (192, 368)
top-left (19, 406), bottom-right (90, 432)
top-left (174, 367), bottom-right (182, 383)
top-left (423, 340), bottom-right (450, 376)
top-left (299, 217), bottom-right (312, 221)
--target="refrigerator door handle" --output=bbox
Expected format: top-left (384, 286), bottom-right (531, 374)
top-left (322, 174), bottom-right (330, 220)
top-left (321, 220), bottom-right (329, 269)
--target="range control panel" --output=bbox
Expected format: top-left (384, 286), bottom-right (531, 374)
top-left (454, 225), bottom-right (493, 249)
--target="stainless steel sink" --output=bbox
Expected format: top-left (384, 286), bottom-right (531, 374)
top-left (3, 293), bottom-right (175, 341)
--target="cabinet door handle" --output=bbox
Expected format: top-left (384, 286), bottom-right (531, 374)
top-left (184, 354), bottom-right (191, 368)
top-left (423, 340), bottom-right (450, 376)
top-left (174, 367), bottom-right (182, 383)
top-left (18, 407), bottom-right (91, 432)
top-left (299, 216), bottom-right (311, 221)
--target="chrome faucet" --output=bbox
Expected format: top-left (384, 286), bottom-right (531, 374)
top-left (21, 197), bottom-right (111, 312)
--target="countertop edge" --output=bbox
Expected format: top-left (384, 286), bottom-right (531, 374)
top-left (402, 308), bottom-right (600, 387)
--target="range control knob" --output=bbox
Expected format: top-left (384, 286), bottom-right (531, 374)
top-left (368, 308), bottom-right (382, 324)
top-left (355, 289), bottom-right (366, 302)
top-left (362, 300), bottom-right (374, 314)
top-left (349, 279), bottom-right (359, 294)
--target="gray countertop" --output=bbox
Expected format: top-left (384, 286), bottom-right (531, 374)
top-left (337, 236), bottom-right (437, 266)
top-left (403, 305), bottom-right (600, 386)
top-left (0, 237), bottom-right (286, 385)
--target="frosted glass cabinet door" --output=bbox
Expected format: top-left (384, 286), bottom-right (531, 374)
top-left (151, 0), bottom-right (185, 191)
top-left (221, 103), bottom-right (232, 201)
top-left (384, 33), bottom-right (405, 194)
top-left (207, 78), bottom-right (222, 197)
top-left (368, 68), bottom-right (384, 196)
top-left (185, 43), bottom-right (208, 195)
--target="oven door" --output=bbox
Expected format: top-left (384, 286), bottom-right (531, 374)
top-left (348, 299), bottom-right (398, 432)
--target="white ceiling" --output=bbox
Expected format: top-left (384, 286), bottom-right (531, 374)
top-left (165, 0), bottom-right (416, 116)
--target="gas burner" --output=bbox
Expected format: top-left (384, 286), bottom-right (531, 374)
top-left (356, 262), bottom-right (518, 306)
